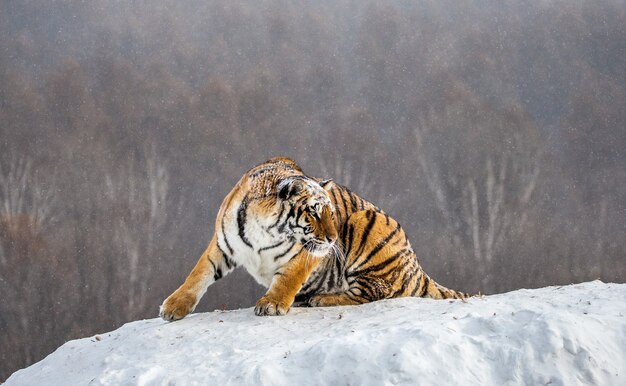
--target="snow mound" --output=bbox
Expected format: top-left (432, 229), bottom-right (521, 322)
top-left (6, 281), bottom-right (626, 385)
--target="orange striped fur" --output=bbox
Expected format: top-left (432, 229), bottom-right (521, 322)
top-left (160, 157), bottom-right (469, 320)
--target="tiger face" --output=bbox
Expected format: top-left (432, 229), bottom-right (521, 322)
top-left (277, 177), bottom-right (338, 257)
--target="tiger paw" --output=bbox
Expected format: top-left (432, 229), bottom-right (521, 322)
top-left (307, 295), bottom-right (327, 307)
top-left (307, 293), bottom-right (350, 307)
top-left (159, 291), bottom-right (196, 322)
top-left (254, 295), bottom-right (290, 316)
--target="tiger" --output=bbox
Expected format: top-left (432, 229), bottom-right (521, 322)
top-left (159, 156), bottom-right (469, 320)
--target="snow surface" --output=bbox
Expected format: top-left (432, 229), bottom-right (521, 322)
top-left (6, 281), bottom-right (626, 385)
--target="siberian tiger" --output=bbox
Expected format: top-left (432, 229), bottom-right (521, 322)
top-left (160, 157), bottom-right (469, 320)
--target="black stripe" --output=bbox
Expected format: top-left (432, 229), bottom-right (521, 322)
top-left (350, 223), bottom-right (402, 272)
top-left (347, 288), bottom-right (366, 302)
top-left (355, 211), bottom-right (378, 256)
top-left (329, 188), bottom-right (342, 222)
top-left (250, 164), bottom-right (284, 178)
top-left (352, 249), bottom-right (405, 275)
top-left (213, 266), bottom-right (223, 281)
top-left (410, 271), bottom-right (424, 296)
top-left (336, 247), bottom-right (346, 273)
top-left (388, 262), bottom-right (408, 286)
top-left (288, 246), bottom-right (306, 262)
top-left (286, 206), bottom-right (296, 219)
top-left (420, 275), bottom-right (430, 297)
top-left (295, 207), bottom-right (304, 224)
top-left (326, 260), bottom-right (336, 290)
top-left (224, 254), bottom-right (236, 269)
top-left (299, 276), bottom-right (313, 294)
top-left (347, 288), bottom-right (360, 297)
top-left (279, 205), bottom-right (296, 233)
top-left (398, 266), bottom-right (419, 296)
top-left (219, 192), bottom-right (237, 255)
top-left (258, 241), bottom-right (284, 253)
top-left (339, 190), bottom-right (350, 218)
top-left (340, 223), bottom-right (349, 250)
top-left (348, 191), bottom-right (358, 211)
top-left (358, 196), bottom-right (365, 210)
top-left (300, 269), bottom-right (327, 296)
top-left (220, 218), bottom-right (234, 256)
top-left (390, 236), bottom-right (406, 248)
top-left (354, 278), bottom-right (376, 300)
top-left (237, 196), bottom-right (253, 248)
top-left (250, 166), bottom-right (271, 178)
top-left (267, 204), bottom-right (285, 230)
top-left (345, 224), bottom-right (355, 255)
top-left (208, 258), bottom-right (220, 281)
top-left (216, 241), bottom-right (236, 269)
top-left (273, 241), bottom-right (296, 261)
top-left (216, 239), bottom-right (228, 258)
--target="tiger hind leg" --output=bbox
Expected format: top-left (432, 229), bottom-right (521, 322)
top-left (422, 275), bottom-right (470, 300)
top-left (307, 292), bottom-right (362, 307)
top-left (307, 276), bottom-right (392, 307)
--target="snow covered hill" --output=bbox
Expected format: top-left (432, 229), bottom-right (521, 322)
top-left (6, 281), bottom-right (626, 385)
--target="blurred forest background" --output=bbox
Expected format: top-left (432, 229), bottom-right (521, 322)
top-left (1, 0), bottom-right (625, 380)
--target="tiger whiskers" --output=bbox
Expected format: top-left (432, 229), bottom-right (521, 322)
top-left (302, 240), bottom-right (316, 270)
top-left (331, 239), bottom-right (346, 264)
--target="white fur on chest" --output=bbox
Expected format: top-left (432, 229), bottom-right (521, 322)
top-left (219, 207), bottom-right (295, 288)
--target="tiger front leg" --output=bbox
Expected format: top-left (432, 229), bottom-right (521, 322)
top-left (160, 236), bottom-right (235, 321)
top-left (255, 250), bottom-right (321, 316)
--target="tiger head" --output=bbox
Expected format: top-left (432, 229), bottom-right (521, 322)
top-left (276, 176), bottom-right (338, 257)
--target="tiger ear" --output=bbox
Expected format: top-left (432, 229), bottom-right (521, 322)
top-left (319, 179), bottom-right (334, 191)
top-left (277, 178), bottom-right (304, 201)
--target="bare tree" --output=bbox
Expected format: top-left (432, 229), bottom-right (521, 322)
top-left (0, 155), bottom-right (56, 236)
top-left (0, 155), bottom-right (56, 266)
top-left (0, 154), bottom-right (60, 375)
top-left (103, 144), bottom-right (178, 318)
top-left (414, 109), bottom-right (541, 288)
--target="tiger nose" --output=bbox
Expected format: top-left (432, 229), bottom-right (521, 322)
top-left (325, 235), bottom-right (335, 243)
